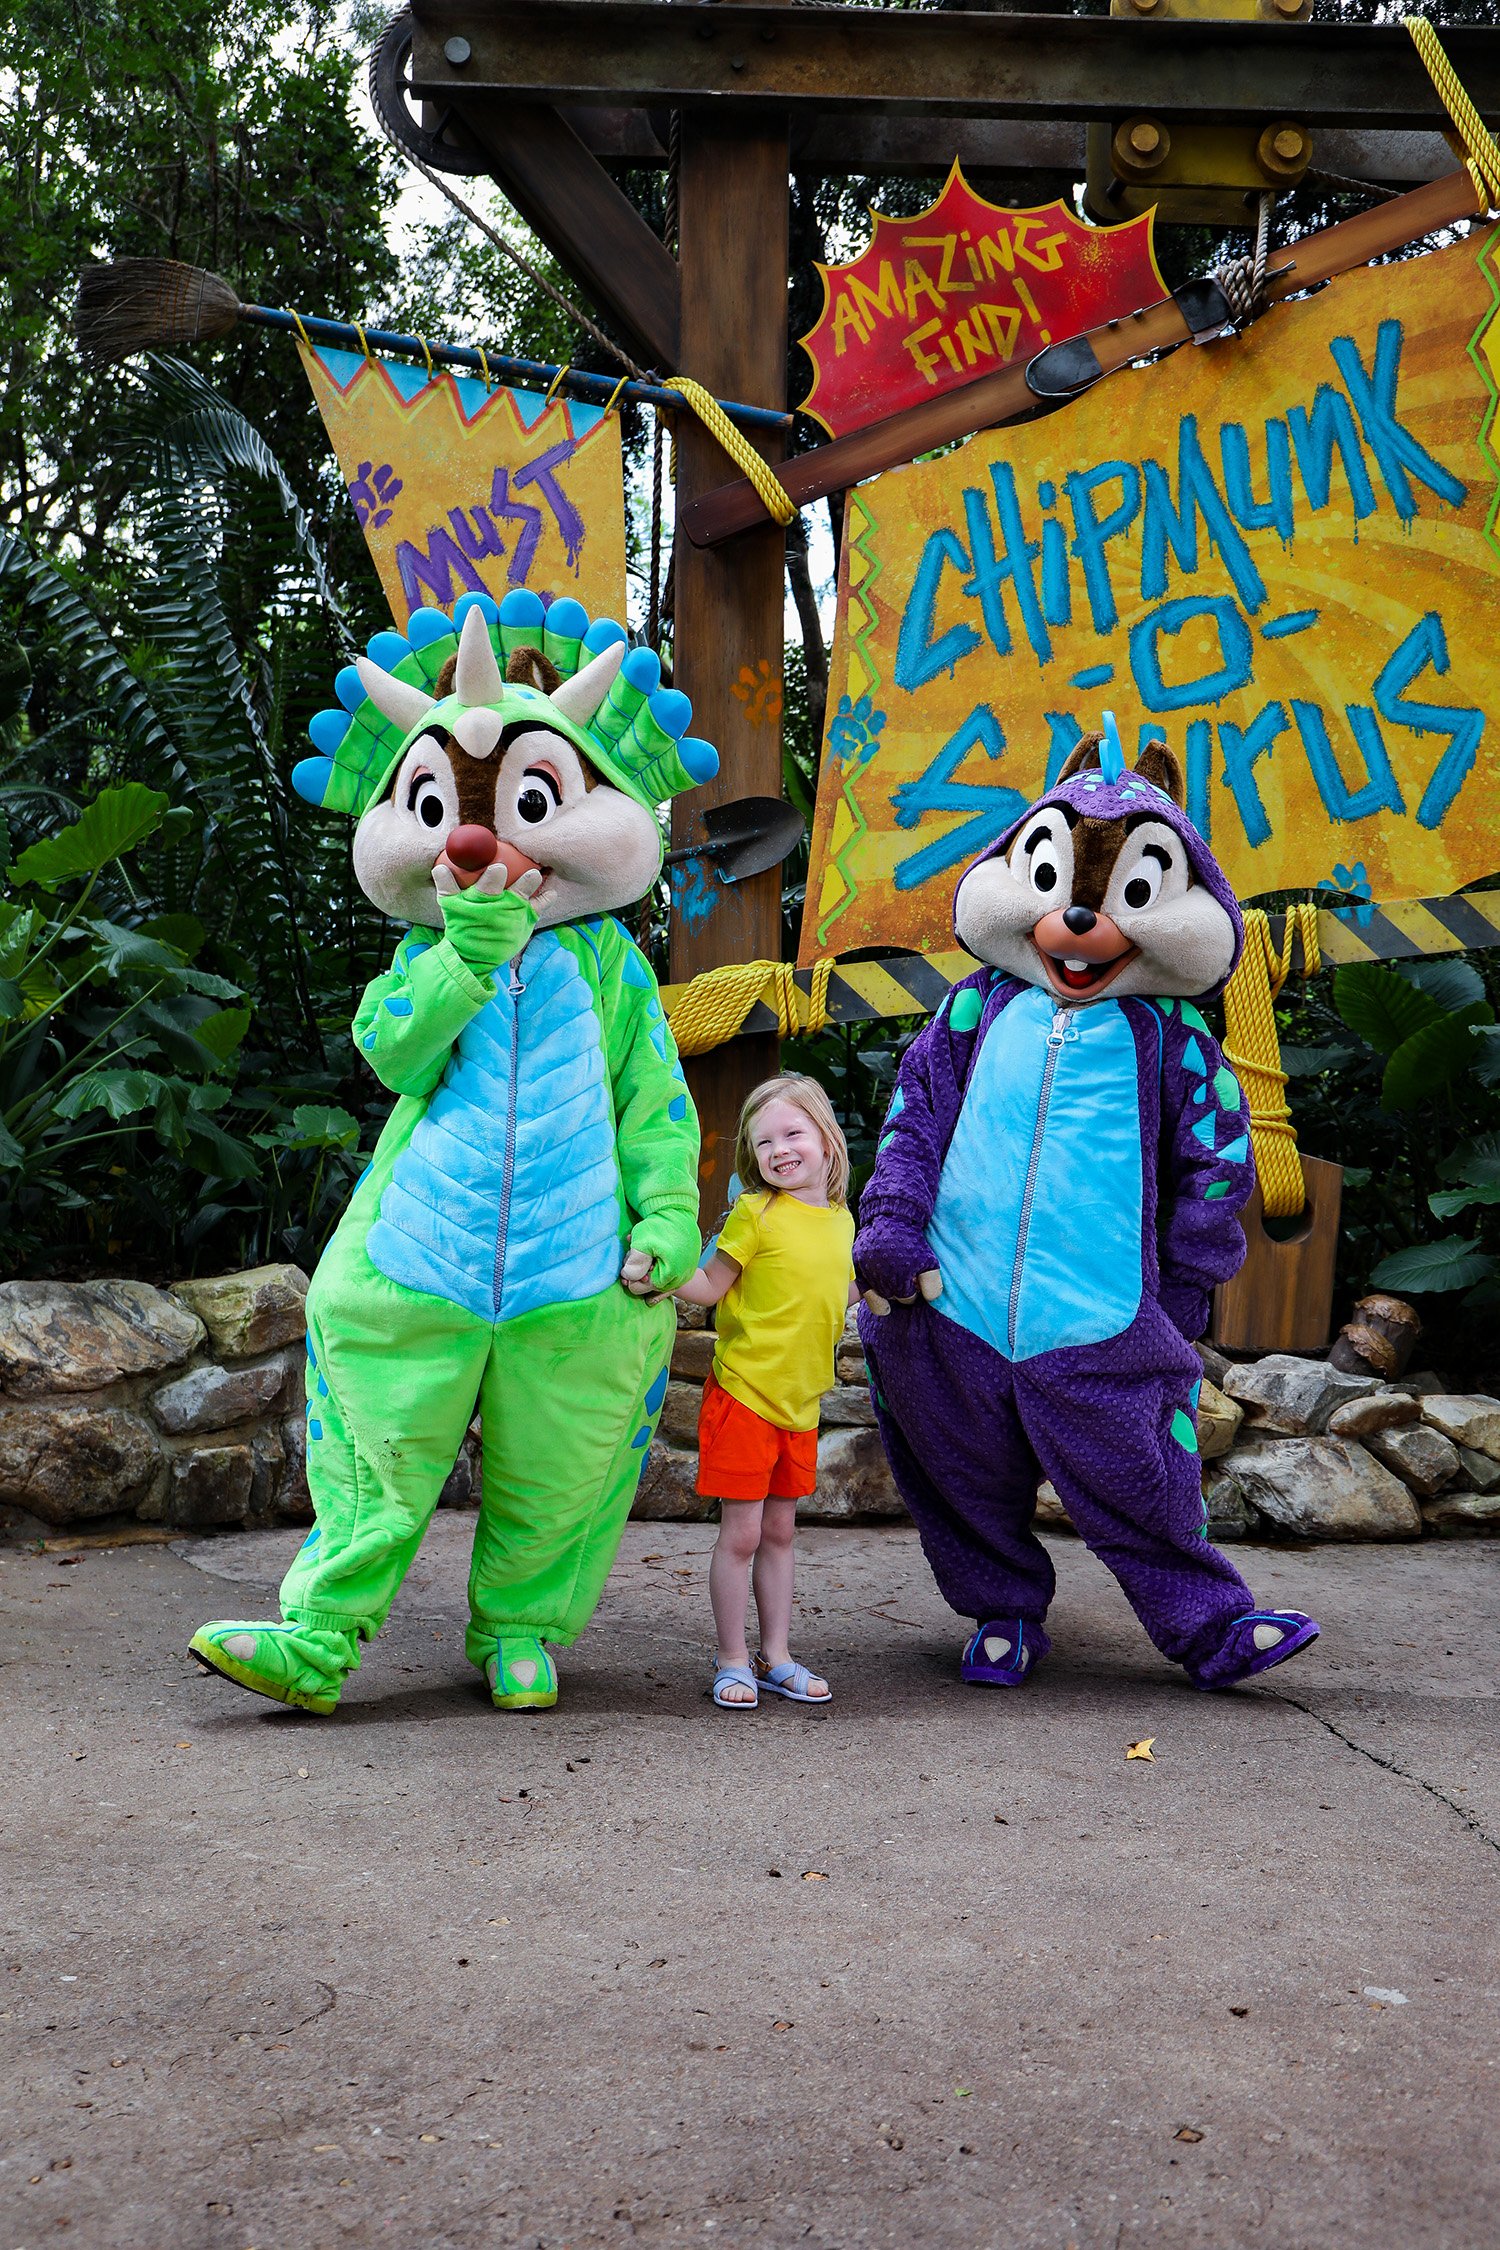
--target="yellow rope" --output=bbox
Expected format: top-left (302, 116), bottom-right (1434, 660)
top-left (1221, 904), bottom-right (1322, 1220)
top-left (1405, 16), bottom-right (1500, 209)
top-left (665, 958), bottom-right (834, 1058)
top-left (659, 377), bottom-right (796, 527)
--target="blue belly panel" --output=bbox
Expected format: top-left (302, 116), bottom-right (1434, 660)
top-left (928, 987), bottom-right (1145, 1362)
top-left (366, 930), bottom-right (622, 1321)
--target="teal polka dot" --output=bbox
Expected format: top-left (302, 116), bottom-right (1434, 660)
top-left (949, 986), bottom-right (984, 1033)
top-left (1205, 1180), bottom-right (1231, 1200)
top-left (644, 1367), bottom-right (669, 1414)
top-left (630, 1425), bottom-right (651, 1451)
top-left (668, 1094), bottom-right (688, 1122)
top-left (1170, 1408), bottom-right (1199, 1454)
top-left (1214, 1065), bottom-right (1242, 1111)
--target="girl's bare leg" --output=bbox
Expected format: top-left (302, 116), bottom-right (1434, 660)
top-left (753, 1498), bottom-right (828, 1697)
top-left (710, 1501), bottom-right (764, 1703)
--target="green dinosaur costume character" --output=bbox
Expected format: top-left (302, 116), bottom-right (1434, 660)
top-left (191, 590), bottom-right (715, 1712)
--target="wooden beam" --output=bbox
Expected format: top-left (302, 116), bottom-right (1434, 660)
top-left (563, 107), bottom-right (1462, 189)
top-left (680, 166), bottom-right (1482, 546)
top-left (669, 110), bottom-right (790, 1230)
top-left (408, 1), bottom-right (1500, 131)
top-left (446, 97), bottom-right (680, 371)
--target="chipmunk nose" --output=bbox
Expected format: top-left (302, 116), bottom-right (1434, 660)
top-left (445, 824), bottom-right (499, 872)
top-left (1062, 904), bottom-right (1097, 935)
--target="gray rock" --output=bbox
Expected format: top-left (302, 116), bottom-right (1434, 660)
top-left (1211, 1434), bottom-right (1420, 1540)
top-left (0, 1403), bottom-right (163, 1522)
top-left (1456, 1444), bottom-right (1500, 1494)
top-left (150, 1348), bottom-right (299, 1435)
top-left (1196, 1379), bottom-right (1242, 1462)
top-left (669, 1331), bottom-right (716, 1383)
top-left (632, 1441), bottom-right (715, 1523)
top-left (1420, 1394), bottom-right (1500, 1461)
top-left (1364, 1422), bottom-right (1461, 1498)
top-left (1221, 1354), bottom-right (1377, 1435)
top-left (1204, 1475), bottom-right (1257, 1543)
top-left (657, 1379), bottom-right (704, 1449)
top-left (437, 1426), bottom-right (481, 1510)
top-left (1035, 1479), bottom-right (1075, 1531)
top-left (167, 1442), bottom-right (255, 1526)
top-left (0, 1280), bottom-right (204, 1399)
top-left (1421, 1491), bottom-right (1500, 1537)
top-left (1327, 1390), bottom-right (1421, 1440)
top-left (170, 1265), bottom-right (309, 1360)
top-left (1194, 1340), bottom-right (1232, 1389)
top-left (803, 1427), bottom-right (907, 1524)
top-left (250, 1423), bottom-right (286, 1516)
top-left (1397, 1370), bottom-right (1448, 1398)
top-left (835, 1339), bottom-right (869, 1385)
top-left (277, 1412), bottom-right (312, 1520)
top-left (820, 1383), bottom-right (876, 1429)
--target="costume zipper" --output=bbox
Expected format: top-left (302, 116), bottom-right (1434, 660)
top-left (491, 958), bottom-right (525, 1318)
top-left (1006, 1005), bottom-right (1075, 1356)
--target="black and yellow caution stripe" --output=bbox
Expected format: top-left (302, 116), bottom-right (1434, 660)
top-left (660, 891), bottom-right (1500, 1033)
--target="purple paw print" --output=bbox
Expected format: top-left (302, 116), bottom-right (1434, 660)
top-left (348, 460), bottom-right (403, 530)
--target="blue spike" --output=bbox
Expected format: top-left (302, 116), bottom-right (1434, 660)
top-left (546, 597), bottom-right (588, 643)
top-left (335, 665), bottom-right (366, 713)
top-left (1098, 710), bottom-right (1126, 783)
top-left (499, 588), bottom-right (546, 629)
top-left (679, 737), bottom-right (719, 782)
top-left (622, 646), bottom-right (662, 694)
top-left (292, 755), bottom-right (336, 805)
top-left (367, 631), bottom-right (411, 671)
top-left (648, 687), bottom-right (692, 740)
top-left (309, 707), bottom-right (350, 755)
top-left (453, 592), bottom-right (499, 628)
top-left (1218, 1134), bottom-right (1250, 1165)
top-left (406, 607), bottom-right (453, 648)
top-left (644, 1366), bottom-right (669, 1415)
top-left (583, 617), bottom-right (628, 653)
top-left (1191, 1114), bottom-right (1217, 1149)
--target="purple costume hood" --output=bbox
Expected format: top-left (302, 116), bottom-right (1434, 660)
top-left (955, 764), bottom-right (1246, 997)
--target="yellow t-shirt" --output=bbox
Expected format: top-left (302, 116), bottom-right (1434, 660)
top-left (712, 1190), bottom-right (857, 1432)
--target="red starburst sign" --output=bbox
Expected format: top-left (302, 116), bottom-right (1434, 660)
top-left (798, 162), bottom-right (1165, 440)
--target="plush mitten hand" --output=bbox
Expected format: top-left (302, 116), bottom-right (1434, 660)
top-left (437, 874), bottom-right (539, 979)
top-left (623, 1209), bottom-right (700, 1297)
top-left (855, 1220), bottom-right (942, 1315)
top-left (1160, 1280), bottom-right (1211, 1345)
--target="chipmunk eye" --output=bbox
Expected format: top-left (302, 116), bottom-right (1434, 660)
top-left (407, 773), bottom-right (448, 830)
top-left (1120, 843), bottom-right (1173, 911)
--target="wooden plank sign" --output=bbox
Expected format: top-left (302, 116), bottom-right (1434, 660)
top-left (801, 226), bottom-right (1500, 963)
top-left (298, 342), bottom-right (626, 627)
top-left (798, 160), bottom-right (1164, 440)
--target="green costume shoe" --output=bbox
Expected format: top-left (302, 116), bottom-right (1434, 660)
top-left (484, 1637), bottom-right (559, 1711)
top-left (188, 1621), bottom-right (356, 1715)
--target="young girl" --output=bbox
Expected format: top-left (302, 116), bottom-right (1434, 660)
top-left (674, 1075), bottom-right (857, 1710)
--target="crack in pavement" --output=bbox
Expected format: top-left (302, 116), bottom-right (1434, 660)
top-left (1263, 1686), bottom-right (1500, 1854)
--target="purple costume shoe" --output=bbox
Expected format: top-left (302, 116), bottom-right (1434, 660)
top-left (961, 1617), bottom-right (1048, 1687)
top-left (1188, 1609), bottom-right (1320, 1690)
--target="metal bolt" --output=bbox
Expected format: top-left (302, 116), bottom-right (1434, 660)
top-left (1271, 0), bottom-right (1305, 16)
top-left (1273, 126), bottom-right (1305, 161)
top-left (1129, 122), bottom-right (1162, 156)
top-left (443, 35), bottom-right (471, 65)
top-left (730, 54), bottom-right (745, 70)
top-left (1131, 0), bottom-right (1162, 14)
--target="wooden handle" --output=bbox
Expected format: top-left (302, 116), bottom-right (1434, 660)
top-left (680, 169), bottom-right (1482, 548)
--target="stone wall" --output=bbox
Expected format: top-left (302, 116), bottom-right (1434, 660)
top-left (4, 1268), bottom-right (1499, 1540)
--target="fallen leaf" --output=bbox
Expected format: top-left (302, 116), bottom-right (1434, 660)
top-left (955, 2086), bottom-right (971, 2098)
top-left (772, 2020), bottom-right (793, 2031)
top-left (1229, 2005), bottom-right (1249, 2018)
top-left (487, 1918), bottom-right (510, 1926)
top-left (649, 1958), bottom-right (667, 1969)
top-left (313, 2144), bottom-right (339, 2153)
top-left (70, 1751), bottom-right (86, 1761)
top-left (1174, 2126), bottom-right (1204, 2143)
top-left (767, 1868), bottom-right (782, 1878)
top-left (801, 1871), bottom-right (830, 1882)
top-left (419, 2133), bottom-right (440, 2142)
top-left (296, 1767), bottom-right (309, 1779)
top-left (1126, 1737), bottom-right (1156, 1761)
top-left (174, 1742), bottom-right (191, 1750)
top-left (994, 1815), bottom-right (1008, 1824)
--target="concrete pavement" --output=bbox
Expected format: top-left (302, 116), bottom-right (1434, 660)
top-left (2, 1518), bottom-right (1497, 2249)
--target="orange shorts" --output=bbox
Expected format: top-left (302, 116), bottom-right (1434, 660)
top-left (696, 1370), bottom-right (818, 1502)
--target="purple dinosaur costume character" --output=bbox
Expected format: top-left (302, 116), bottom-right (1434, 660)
top-left (854, 723), bottom-right (1318, 1692)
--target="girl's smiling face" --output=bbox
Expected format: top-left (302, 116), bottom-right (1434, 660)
top-left (750, 1098), bottom-right (831, 1203)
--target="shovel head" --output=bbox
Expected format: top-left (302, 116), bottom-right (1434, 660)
top-left (664, 795), bottom-right (805, 884)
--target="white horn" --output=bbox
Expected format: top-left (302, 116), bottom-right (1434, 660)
top-left (454, 604), bottom-right (504, 705)
top-left (354, 655), bottom-right (436, 734)
top-left (549, 641), bottom-right (625, 726)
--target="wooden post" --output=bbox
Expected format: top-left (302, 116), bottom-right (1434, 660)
top-left (670, 109), bottom-right (790, 1230)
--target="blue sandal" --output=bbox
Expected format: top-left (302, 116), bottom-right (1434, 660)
top-left (713, 1662), bottom-right (759, 1709)
top-left (754, 1656), bottom-right (832, 1704)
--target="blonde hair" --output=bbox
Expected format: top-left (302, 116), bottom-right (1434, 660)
top-left (735, 1073), bottom-right (850, 1207)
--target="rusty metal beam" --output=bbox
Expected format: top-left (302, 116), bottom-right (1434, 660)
top-left (563, 106), bottom-right (1462, 187)
top-left (409, 2), bottom-right (1500, 132)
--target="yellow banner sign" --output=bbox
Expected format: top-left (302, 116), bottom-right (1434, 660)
top-left (298, 344), bottom-right (626, 627)
top-left (802, 230), bottom-right (1500, 963)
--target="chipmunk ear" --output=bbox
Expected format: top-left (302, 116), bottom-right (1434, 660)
top-left (1134, 740), bottom-right (1184, 805)
top-left (506, 644), bottom-right (561, 694)
top-left (1056, 732), bottom-right (1104, 784)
